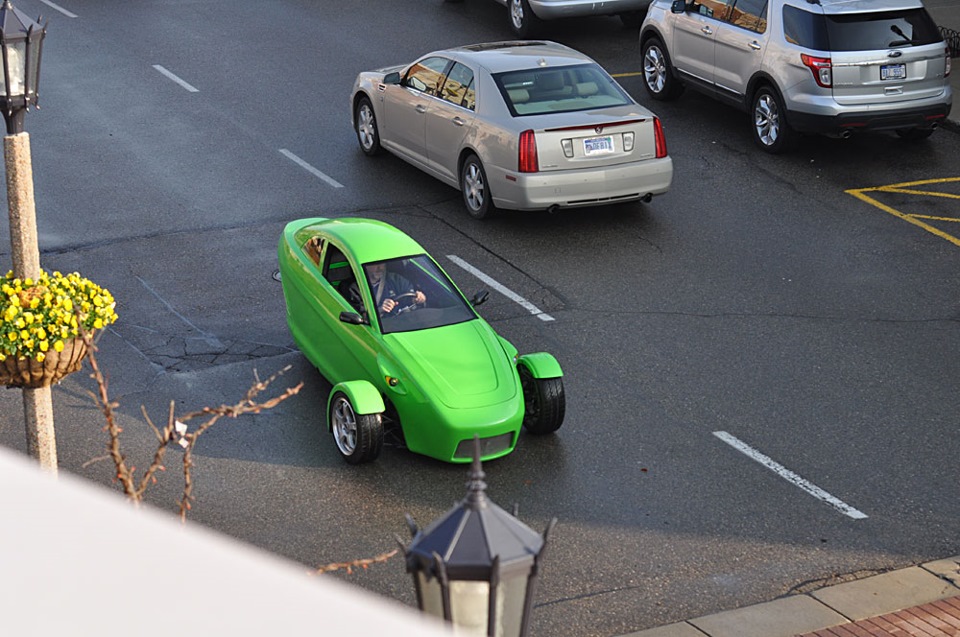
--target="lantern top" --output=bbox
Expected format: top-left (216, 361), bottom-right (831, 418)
top-left (404, 438), bottom-right (547, 581)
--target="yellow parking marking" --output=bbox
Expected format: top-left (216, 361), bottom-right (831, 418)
top-left (846, 177), bottom-right (960, 248)
top-left (611, 72), bottom-right (643, 77)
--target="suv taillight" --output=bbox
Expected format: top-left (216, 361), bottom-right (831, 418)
top-left (801, 54), bottom-right (832, 88)
top-left (519, 130), bottom-right (538, 173)
top-left (946, 46), bottom-right (952, 78)
top-left (653, 117), bottom-right (667, 159)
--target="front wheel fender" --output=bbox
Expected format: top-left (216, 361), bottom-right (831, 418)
top-left (327, 380), bottom-right (385, 430)
top-left (518, 352), bottom-right (562, 379)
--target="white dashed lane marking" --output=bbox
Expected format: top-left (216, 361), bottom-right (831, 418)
top-left (446, 255), bottom-right (554, 322)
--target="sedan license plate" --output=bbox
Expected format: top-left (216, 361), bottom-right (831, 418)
top-left (583, 135), bottom-right (614, 155)
top-left (880, 63), bottom-right (906, 81)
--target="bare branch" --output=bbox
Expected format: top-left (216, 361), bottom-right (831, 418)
top-left (312, 549), bottom-right (400, 575)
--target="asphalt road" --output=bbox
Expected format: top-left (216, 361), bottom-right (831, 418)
top-left (1, 2), bottom-right (958, 636)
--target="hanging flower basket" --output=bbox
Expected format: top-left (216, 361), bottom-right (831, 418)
top-left (1, 270), bottom-right (118, 389)
top-left (0, 335), bottom-right (89, 388)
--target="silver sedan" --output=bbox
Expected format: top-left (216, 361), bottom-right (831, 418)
top-left (350, 41), bottom-right (673, 219)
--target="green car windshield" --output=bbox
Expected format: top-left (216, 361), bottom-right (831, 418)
top-left (363, 255), bottom-right (476, 335)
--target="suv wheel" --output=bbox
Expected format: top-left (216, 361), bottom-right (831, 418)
top-left (642, 37), bottom-right (683, 101)
top-left (751, 86), bottom-right (794, 154)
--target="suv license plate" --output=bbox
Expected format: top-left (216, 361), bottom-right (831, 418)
top-left (881, 63), bottom-right (906, 81)
top-left (583, 136), bottom-right (614, 155)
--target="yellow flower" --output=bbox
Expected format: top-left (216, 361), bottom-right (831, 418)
top-left (53, 340), bottom-right (64, 352)
top-left (39, 340), bottom-right (49, 352)
top-left (35, 352), bottom-right (45, 362)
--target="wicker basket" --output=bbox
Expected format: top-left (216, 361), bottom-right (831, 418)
top-left (0, 337), bottom-right (88, 388)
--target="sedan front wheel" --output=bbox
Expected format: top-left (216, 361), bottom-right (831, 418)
top-left (355, 96), bottom-right (381, 156)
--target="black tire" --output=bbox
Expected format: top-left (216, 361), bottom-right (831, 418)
top-left (355, 96), bottom-right (381, 157)
top-left (329, 391), bottom-right (383, 464)
top-left (460, 154), bottom-right (495, 219)
top-left (641, 37), bottom-right (683, 101)
top-left (620, 11), bottom-right (643, 28)
top-left (895, 127), bottom-right (935, 141)
top-left (509, 0), bottom-right (541, 38)
top-left (751, 86), bottom-right (795, 154)
top-left (519, 365), bottom-right (565, 435)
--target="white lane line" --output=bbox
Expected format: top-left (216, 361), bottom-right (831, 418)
top-left (152, 65), bottom-right (199, 93)
top-left (278, 149), bottom-right (344, 188)
top-left (39, 0), bottom-right (77, 18)
top-left (446, 254), bottom-right (554, 321)
top-left (713, 431), bottom-right (868, 520)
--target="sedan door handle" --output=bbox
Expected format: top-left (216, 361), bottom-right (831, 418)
top-left (415, 104), bottom-right (427, 113)
top-left (452, 117), bottom-right (465, 126)
top-left (748, 40), bottom-right (761, 50)
top-left (700, 26), bottom-right (713, 35)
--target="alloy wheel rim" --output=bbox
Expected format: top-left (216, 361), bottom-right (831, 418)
top-left (332, 397), bottom-right (358, 456)
top-left (510, 0), bottom-right (523, 29)
top-left (464, 163), bottom-right (484, 211)
top-left (358, 105), bottom-right (375, 151)
top-left (644, 48), bottom-right (665, 93)
top-left (754, 95), bottom-right (779, 146)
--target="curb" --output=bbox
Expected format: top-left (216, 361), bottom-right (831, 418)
top-left (621, 556), bottom-right (960, 637)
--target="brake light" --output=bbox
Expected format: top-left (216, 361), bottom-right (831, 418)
top-left (946, 46), bottom-right (952, 78)
top-left (518, 129), bottom-right (538, 173)
top-left (653, 117), bottom-right (667, 159)
top-left (801, 54), bottom-right (832, 88)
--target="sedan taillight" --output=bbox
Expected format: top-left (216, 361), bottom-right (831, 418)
top-left (519, 130), bottom-right (538, 173)
top-left (801, 54), bottom-right (832, 88)
top-left (653, 117), bottom-right (667, 159)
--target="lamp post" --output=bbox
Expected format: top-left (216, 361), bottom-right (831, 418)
top-left (402, 439), bottom-right (556, 637)
top-left (0, 1), bottom-right (51, 471)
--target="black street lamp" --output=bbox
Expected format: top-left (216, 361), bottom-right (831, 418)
top-left (0, 0), bottom-right (45, 135)
top-left (402, 440), bottom-right (556, 637)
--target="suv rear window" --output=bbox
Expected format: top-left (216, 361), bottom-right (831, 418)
top-left (782, 6), bottom-right (942, 52)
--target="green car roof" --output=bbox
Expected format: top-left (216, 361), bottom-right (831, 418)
top-left (289, 217), bottom-right (425, 264)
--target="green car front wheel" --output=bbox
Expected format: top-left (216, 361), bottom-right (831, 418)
top-left (330, 391), bottom-right (383, 464)
top-left (519, 365), bottom-right (565, 435)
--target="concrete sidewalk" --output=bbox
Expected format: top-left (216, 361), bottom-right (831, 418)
top-left (622, 556), bottom-right (960, 637)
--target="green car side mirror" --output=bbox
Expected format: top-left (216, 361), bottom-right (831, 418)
top-left (470, 290), bottom-right (489, 307)
top-left (339, 311), bottom-right (369, 325)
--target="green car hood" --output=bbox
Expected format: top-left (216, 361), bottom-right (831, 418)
top-left (385, 320), bottom-right (517, 410)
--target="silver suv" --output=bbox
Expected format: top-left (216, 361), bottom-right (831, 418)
top-left (639, 0), bottom-right (953, 152)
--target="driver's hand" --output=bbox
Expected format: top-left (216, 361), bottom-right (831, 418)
top-left (381, 298), bottom-right (397, 313)
top-left (415, 290), bottom-right (426, 304)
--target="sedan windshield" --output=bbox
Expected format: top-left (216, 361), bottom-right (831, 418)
top-left (364, 255), bottom-right (477, 334)
top-left (494, 63), bottom-right (633, 116)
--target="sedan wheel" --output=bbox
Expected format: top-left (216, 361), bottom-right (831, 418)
top-left (509, 0), bottom-right (540, 37)
top-left (355, 97), bottom-right (381, 156)
top-left (330, 391), bottom-right (383, 464)
top-left (461, 155), bottom-right (495, 219)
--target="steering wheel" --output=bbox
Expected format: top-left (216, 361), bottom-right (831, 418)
top-left (387, 292), bottom-right (420, 315)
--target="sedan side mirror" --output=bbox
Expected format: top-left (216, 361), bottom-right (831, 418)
top-left (383, 71), bottom-right (401, 85)
top-left (470, 290), bottom-right (489, 307)
top-left (340, 311), bottom-right (369, 325)
top-left (671, 0), bottom-right (686, 12)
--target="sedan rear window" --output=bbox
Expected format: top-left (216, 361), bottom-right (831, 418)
top-left (783, 6), bottom-right (942, 51)
top-left (494, 63), bottom-right (633, 116)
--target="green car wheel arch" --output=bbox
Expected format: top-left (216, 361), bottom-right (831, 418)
top-left (327, 380), bottom-right (386, 465)
top-left (517, 353), bottom-right (565, 436)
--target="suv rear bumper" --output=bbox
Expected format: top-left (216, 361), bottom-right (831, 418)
top-left (788, 102), bottom-right (953, 134)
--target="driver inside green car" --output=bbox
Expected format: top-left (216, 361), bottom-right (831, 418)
top-left (347, 260), bottom-right (426, 316)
